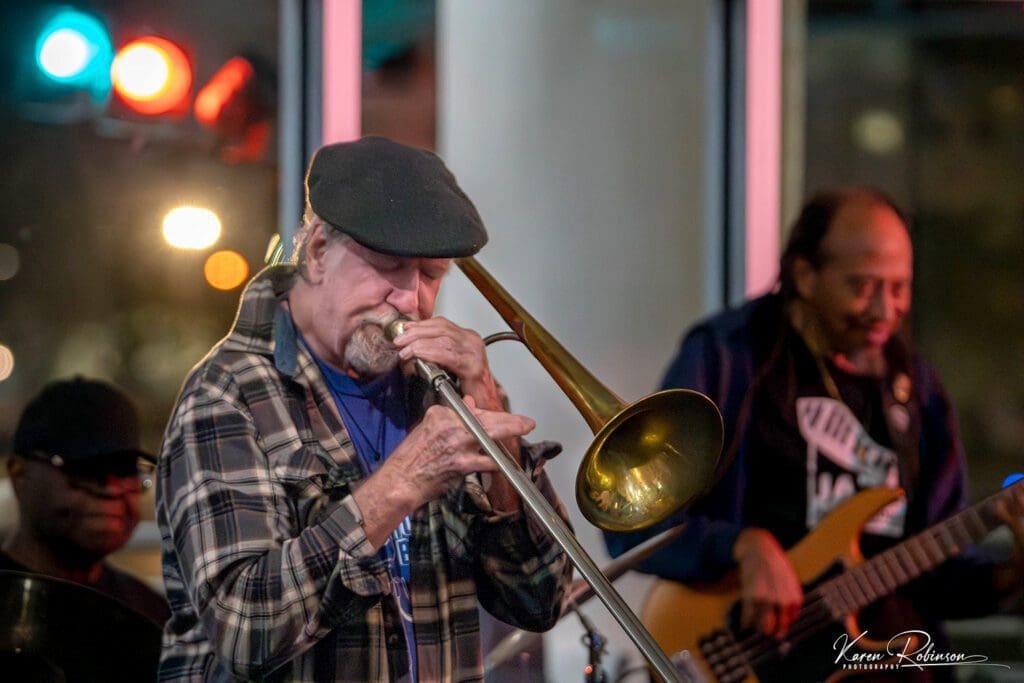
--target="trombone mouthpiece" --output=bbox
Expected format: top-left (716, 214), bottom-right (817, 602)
top-left (384, 317), bottom-right (449, 384)
top-left (385, 318), bottom-right (409, 342)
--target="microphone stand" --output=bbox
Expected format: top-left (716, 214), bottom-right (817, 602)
top-left (575, 605), bottom-right (608, 683)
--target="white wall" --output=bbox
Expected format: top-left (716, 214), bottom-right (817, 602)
top-left (436, 1), bottom-right (723, 679)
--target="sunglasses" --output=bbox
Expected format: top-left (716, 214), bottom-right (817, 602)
top-left (20, 450), bottom-right (155, 494)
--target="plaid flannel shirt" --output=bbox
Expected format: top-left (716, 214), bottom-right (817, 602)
top-left (156, 266), bottom-right (572, 682)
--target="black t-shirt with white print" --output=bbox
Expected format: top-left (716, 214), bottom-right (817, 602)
top-left (745, 328), bottom-right (905, 553)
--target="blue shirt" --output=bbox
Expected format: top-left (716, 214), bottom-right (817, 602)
top-left (306, 347), bottom-right (419, 680)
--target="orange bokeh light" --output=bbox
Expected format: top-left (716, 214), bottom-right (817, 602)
top-left (204, 250), bottom-right (249, 291)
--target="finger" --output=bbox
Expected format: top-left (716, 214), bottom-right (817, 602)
top-left (775, 605), bottom-right (789, 635)
top-left (403, 317), bottom-right (464, 339)
top-left (388, 318), bottom-right (425, 347)
top-left (420, 405), bottom-right (533, 453)
top-left (788, 581), bottom-right (805, 609)
top-left (468, 411), bottom-right (536, 442)
top-left (398, 335), bottom-right (463, 362)
top-left (782, 582), bottom-right (804, 635)
top-left (459, 398), bottom-right (535, 434)
top-left (740, 599), bottom-right (756, 630)
top-left (452, 453), bottom-right (501, 475)
top-left (757, 604), bottom-right (778, 636)
top-left (393, 316), bottom-right (457, 337)
top-left (1002, 489), bottom-right (1024, 517)
top-left (392, 317), bottom-right (469, 349)
top-left (397, 321), bottom-right (483, 359)
top-left (400, 343), bottom-right (487, 385)
top-left (780, 607), bottom-right (797, 637)
top-left (470, 401), bottom-right (524, 428)
top-left (779, 603), bottom-right (800, 636)
top-left (1000, 503), bottom-right (1024, 548)
top-left (995, 499), bottom-right (1017, 525)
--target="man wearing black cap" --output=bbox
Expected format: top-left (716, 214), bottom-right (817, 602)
top-left (2, 377), bottom-right (170, 626)
top-left (156, 137), bottom-right (571, 682)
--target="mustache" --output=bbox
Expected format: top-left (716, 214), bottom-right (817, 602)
top-left (358, 308), bottom-right (403, 332)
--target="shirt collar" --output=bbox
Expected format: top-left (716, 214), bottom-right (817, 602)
top-left (221, 264), bottom-right (302, 377)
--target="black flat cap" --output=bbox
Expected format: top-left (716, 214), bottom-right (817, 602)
top-left (14, 377), bottom-right (154, 465)
top-left (305, 136), bottom-right (488, 257)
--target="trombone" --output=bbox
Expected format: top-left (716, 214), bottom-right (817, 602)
top-left (458, 257), bottom-right (723, 533)
top-left (388, 256), bottom-right (723, 682)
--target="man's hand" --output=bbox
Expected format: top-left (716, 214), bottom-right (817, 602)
top-left (352, 399), bottom-right (534, 549)
top-left (388, 398), bottom-right (533, 505)
top-left (993, 482), bottom-right (1024, 595)
top-left (733, 528), bottom-right (804, 637)
top-left (390, 317), bottom-right (502, 411)
top-left (390, 316), bottom-right (526, 511)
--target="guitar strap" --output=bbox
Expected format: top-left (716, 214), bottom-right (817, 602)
top-left (881, 333), bottom-right (923, 528)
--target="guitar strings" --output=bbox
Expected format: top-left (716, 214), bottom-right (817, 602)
top-left (700, 591), bottom-right (829, 675)
top-left (720, 587), bottom-right (838, 670)
top-left (740, 591), bottom-right (828, 653)
top-left (745, 600), bottom-right (834, 667)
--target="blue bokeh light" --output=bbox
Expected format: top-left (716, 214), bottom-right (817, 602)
top-left (1002, 473), bottom-right (1024, 488)
top-left (34, 8), bottom-right (113, 99)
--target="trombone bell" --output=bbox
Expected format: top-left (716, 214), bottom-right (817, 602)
top-left (579, 389), bottom-right (722, 532)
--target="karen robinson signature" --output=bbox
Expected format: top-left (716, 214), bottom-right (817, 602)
top-left (833, 629), bottom-right (1012, 673)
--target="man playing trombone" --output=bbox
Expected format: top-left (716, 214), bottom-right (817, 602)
top-left (155, 136), bottom-right (572, 682)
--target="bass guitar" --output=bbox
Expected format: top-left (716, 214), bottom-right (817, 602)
top-left (641, 480), bottom-right (1022, 682)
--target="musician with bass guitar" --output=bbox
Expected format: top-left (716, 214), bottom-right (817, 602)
top-left (605, 187), bottom-right (1024, 682)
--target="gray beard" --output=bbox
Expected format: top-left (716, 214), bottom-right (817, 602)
top-left (345, 321), bottom-right (400, 378)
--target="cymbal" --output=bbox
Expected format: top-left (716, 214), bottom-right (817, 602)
top-left (0, 570), bottom-right (161, 682)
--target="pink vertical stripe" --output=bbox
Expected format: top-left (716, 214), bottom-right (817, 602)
top-left (322, 0), bottom-right (362, 144)
top-left (745, 0), bottom-right (782, 297)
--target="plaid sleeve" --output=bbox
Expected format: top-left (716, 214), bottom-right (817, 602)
top-left (463, 455), bottom-right (573, 632)
top-left (158, 369), bottom-right (390, 679)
